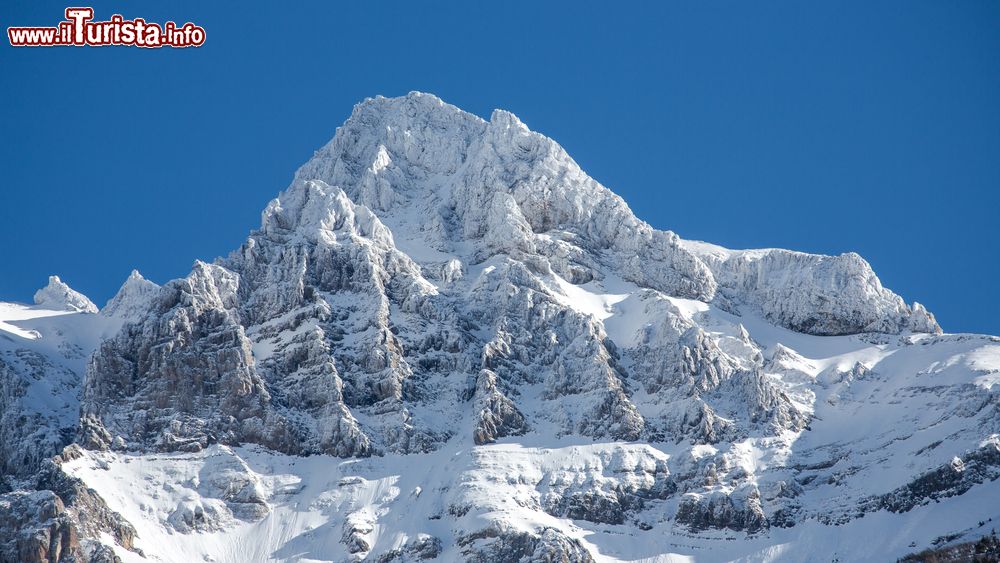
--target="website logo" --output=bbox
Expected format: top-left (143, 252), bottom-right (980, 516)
top-left (8, 7), bottom-right (206, 48)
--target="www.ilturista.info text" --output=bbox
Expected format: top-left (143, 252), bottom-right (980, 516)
top-left (8, 8), bottom-right (205, 48)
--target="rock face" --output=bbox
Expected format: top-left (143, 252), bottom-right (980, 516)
top-left (33, 448), bottom-right (138, 557)
top-left (82, 261), bottom-right (297, 454)
top-left (0, 490), bottom-right (83, 563)
top-left (458, 523), bottom-right (596, 563)
top-left (875, 438), bottom-right (1000, 514)
top-left (0, 447), bottom-right (137, 563)
top-left (1, 93), bottom-right (996, 562)
top-left (675, 486), bottom-right (768, 534)
top-left (0, 354), bottom-right (77, 478)
top-left (33, 276), bottom-right (98, 314)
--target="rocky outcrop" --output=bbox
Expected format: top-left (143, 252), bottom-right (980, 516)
top-left (1, 357), bottom-right (62, 478)
top-left (624, 302), bottom-right (806, 444)
top-left (675, 486), bottom-right (769, 534)
top-left (471, 369), bottom-right (527, 445)
top-left (0, 351), bottom-right (80, 479)
top-left (874, 438), bottom-right (1000, 513)
top-left (0, 490), bottom-right (83, 563)
top-left (459, 523), bottom-right (595, 563)
top-left (685, 245), bottom-right (940, 336)
top-left (375, 535), bottom-right (442, 562)
top-left (195, 448), bottom-right (270, 522)
top-left (35, 447), bottom-right (138, 557)
top-left (33, 276), bottom-right (98, 314)
top-left (82, 262), bottom-right (295, 454)
top-left (900, 531), bottom-right (1000, 563)
top-left (0, 446), bottom-right (138, 563)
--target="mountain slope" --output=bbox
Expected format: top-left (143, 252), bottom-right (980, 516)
top-left (1, 93), bottom-right (996, 563)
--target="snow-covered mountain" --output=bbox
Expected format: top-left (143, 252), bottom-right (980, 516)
top-left (1, 92), bottom-right (997, 563)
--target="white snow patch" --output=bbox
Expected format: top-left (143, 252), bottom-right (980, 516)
top-left (0, 302), bottom-right (76, 340)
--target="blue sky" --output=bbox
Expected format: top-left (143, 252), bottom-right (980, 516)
top-left (2, 1), bottom-right (998, 334)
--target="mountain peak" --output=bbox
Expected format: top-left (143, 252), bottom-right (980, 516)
top-left (280, 93), bottom-right (937, 335)
top-left (351, 91), bottom-right (483, 125)
top-left (32, 275), bottom-right (98, 313)
top-left (101, 269), bottom-right (160, 321)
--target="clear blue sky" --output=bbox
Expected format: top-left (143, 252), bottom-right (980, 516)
top-left (2, 1), bottom-right (998, 334)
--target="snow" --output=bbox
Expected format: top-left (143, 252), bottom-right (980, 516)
top-left (32, 275), bottom-right (99, 313)
top-left (371, 144), bottom-right (392, 174)
top-left (0, 302), bottom-right (75, 340)
top-left (678, 239), bottom-right (736, 261)
top-left (62, 437), bottom-right (1000, 563)
top-left (545, 273), bottom-right (629, 321)
top-left (101, 269), bottom-right (160, 323)
top-left (967, 345), bottom-right (1000, 389)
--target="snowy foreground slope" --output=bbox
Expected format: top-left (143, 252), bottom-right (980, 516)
top-left (2, 93), bottom-right (999, 563)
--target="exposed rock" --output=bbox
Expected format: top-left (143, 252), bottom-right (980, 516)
top-left (375, 535), bottom-right (443, 562)
top-left (0, 446), bottom-right (138, 563)
top-left (472, 369), bottom-right (527, 445)
top-left (459, 522), bottom-right (595, 563)
top-left (675, 485), bottom-right (768, 534)
top-left (196, 448), bottom-right (270, 521)
top-left (874, 438), bottom-right (1000, 513)
top-left (0, 351), bottom-right (80, 479)
top-left (899, 531), bottom-right (1000, 562)
top-left (35, 448), bottom-right (137, 556)
top-left (0, 490), bottom-right (83, 563)
top-left (82, 261), bottom-right (296, 455)
top-left (342, 515), bottom-right (374, 556)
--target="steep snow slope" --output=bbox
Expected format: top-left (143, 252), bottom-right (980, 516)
top-left (2, 93), bottom-right (996, 563)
